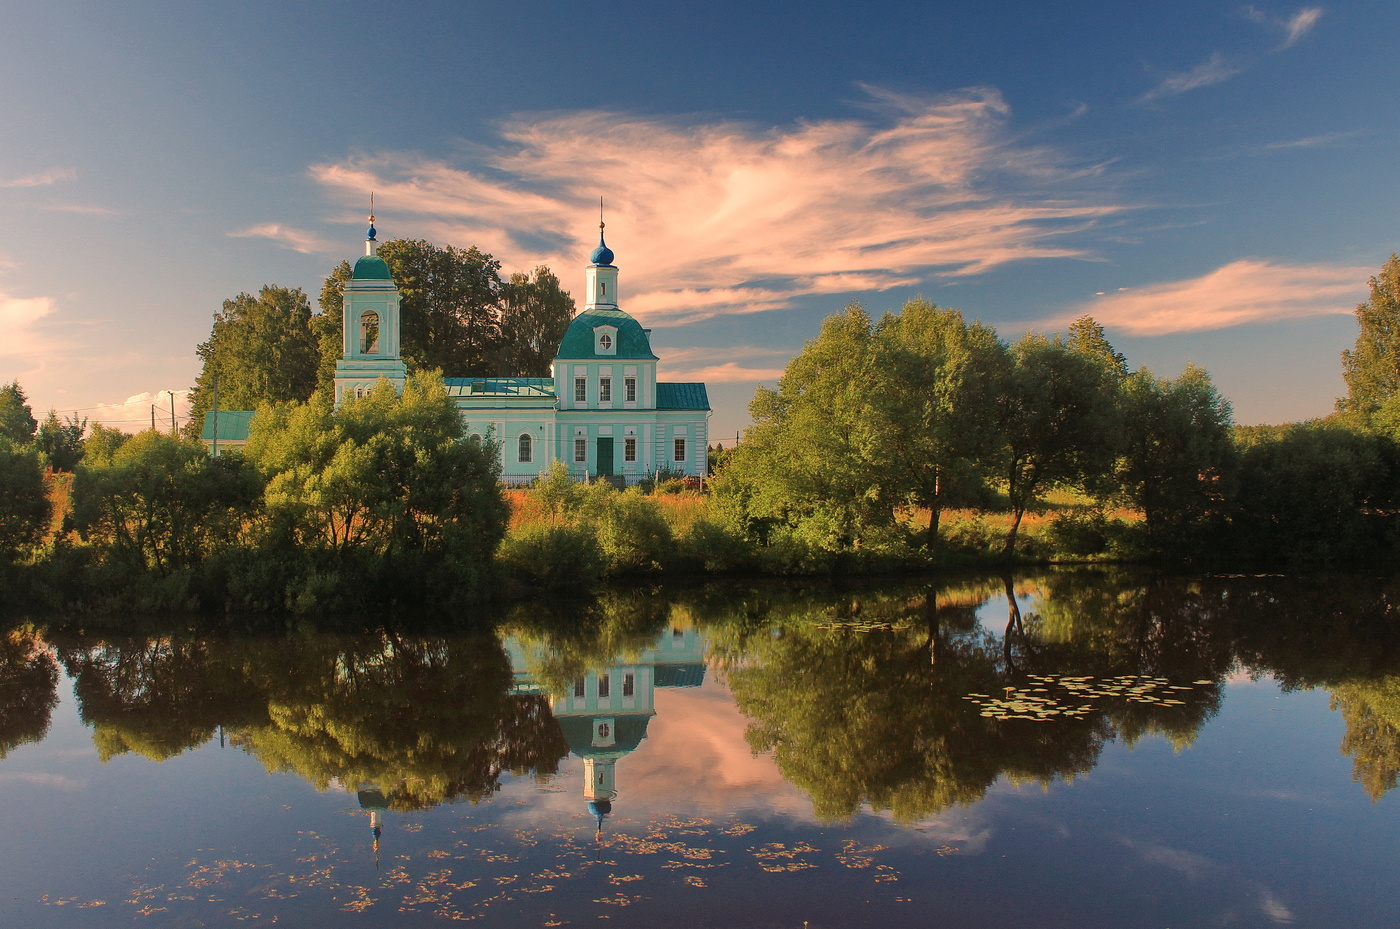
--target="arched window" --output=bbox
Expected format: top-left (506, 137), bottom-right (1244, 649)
top-left (469, 433), bottom-right (482, 444)
top-left (359, 311), bottom-right (380, 354)
top-left (518, 432), bottom-right (533, 462)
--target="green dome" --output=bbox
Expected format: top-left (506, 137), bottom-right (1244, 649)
top-left (555, 308), bottom-right (657, 360)
top-left (352, 255), bottom-right (393, 281)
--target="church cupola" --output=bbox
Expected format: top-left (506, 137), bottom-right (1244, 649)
top-left (585, 216), bottom-right (619, 310)
top-left (335, 200), bottom-right (408, 404)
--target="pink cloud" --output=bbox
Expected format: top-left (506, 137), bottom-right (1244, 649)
top-left (229, 223), bottom-right (337, 255)
top-left (658, 346), bottom-right (790, 383)
top-left (311, 87), bottom-right (1124, 326)
top-left (1069, 259), bottom-right (1369, 336)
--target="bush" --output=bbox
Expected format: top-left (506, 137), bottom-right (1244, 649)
top-left (497, 523), bottom-right (603, 590)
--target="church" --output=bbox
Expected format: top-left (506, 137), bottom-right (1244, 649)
top-left (205, 215), bottom-right (711, 484)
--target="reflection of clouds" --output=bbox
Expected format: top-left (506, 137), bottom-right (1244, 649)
top-left (1117, 836), bottom-right (1214, 880)
top-left (0, 771), bottom-right (86, 791)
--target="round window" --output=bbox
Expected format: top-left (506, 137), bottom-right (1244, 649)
top-left (599, 334), bottom-right (613, 351)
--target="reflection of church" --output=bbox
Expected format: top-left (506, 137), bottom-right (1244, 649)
top-left (506, 625), bottom-right (707, 829)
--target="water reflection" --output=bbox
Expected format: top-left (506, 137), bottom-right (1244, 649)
top-left (13, 572), bottom-right (1400, 814)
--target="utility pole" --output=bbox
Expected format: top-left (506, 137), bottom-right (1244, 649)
top-left (169, 390), bottom-right (176, 436)
top-left (150, 404), bottom-right (155, 432)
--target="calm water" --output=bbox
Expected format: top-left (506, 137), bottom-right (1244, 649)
top-left (2, 572), bottom-right (1399, 928)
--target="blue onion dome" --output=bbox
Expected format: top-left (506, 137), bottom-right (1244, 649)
top-left (590, 231), bottom-right (614, 266)
top-left (367, 222), bottom-right (377, 240)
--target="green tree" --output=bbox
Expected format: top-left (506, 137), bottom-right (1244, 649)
top-left (0, 441), bottom-right (50, 560)
top-left (498, 266), bottom-right (576, 375)
top-left (0, 630), bottom-right (60, 760)
top-left (35, 409), bottom-right (87, 472)
top-left (1340, 255), bottom-right (1400, 415)
top-left (871, 299), bottom-right (1008, 544)
top-left (0, 381), bottom-right (37, 445)
top-left (724, 304), bottom-right (887, 550)
top-left (1116, 364), bottom-right (1234, 546)
top-left (312, 260), bottom-right (355, 397)
top-left (376, 239), bottom-right (504, 376)
top-left (188, 285), bottom-right (320, 432)
top-left (245, 372), bottom-right (508, 606)
top-left (70, 430), bottom-right (263, 575)
top-left (996, 334), bottom-right (1120, 556)
top-left (1065, 315), bottom-right (1128, 383)
top-left (1230, 422), bottom-right (1399, 564)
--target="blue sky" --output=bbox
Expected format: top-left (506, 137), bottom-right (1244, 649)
top-left (2, 0), bottom-right (1396, 440)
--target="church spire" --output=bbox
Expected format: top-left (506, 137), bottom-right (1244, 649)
top-left (366, 193), bottom-right (378, 256)
top-left (590, 197), bottom-right (614, 266)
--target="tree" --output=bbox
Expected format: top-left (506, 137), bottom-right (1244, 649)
top-left (312, 260), bottom-right (354, 397)
top-left (871, 299), bottom-right (1008, 544)
top-left (1340, 254), bottom-right (1400, 415)
top-left (724, 304), bottom-right (888, 550)
top-left (376, 239), bottom-right (504, 377)
top-left (996, 333), bottom-right (1120, 556)
top-left (70, 431), bottom-right (263, 575)
top-left (0, 381), bottom-right (37, 445)
top-left (498, 266), bottom-right (576, 375)
top-left (1116, 364), bottom-right (1234, 546)
top-left (188, 285), bottom-right (320, 432)
top-left (35, 409), bottom-right (87, 472)
top-left (245, 372), bottom-right (509, 606)
top-left (1065, 315), bottom-right (1128, 383)
top-left (0, 440), bottom-right (50, 560)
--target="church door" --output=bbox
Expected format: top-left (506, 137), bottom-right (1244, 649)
top-left (597, 437), bottom-right (614, 476)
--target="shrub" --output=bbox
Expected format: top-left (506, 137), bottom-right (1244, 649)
top-left (497, 523), bottom-right (603, 590)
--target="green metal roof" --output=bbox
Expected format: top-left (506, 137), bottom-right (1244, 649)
top-left (444, 377), bottom-right (556, 399)
top-left (555, 308), bottom-right (657, 360)
top-left (200, 410), bottom-right (255, 443)
top-left (352, 255), bottom-right (393, 280)
top-left (655, 383), bottom-right (710, 411)
top-left (556, 715), bottom-right (652, 760)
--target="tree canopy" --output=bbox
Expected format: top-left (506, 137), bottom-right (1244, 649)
top-left (1341, 254), bottom-right (1400, 415)
top-left (0, 381), bottom-right (37, 445)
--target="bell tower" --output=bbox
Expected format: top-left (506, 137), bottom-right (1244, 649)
top-left (334, 204), bottom-right (408, 405)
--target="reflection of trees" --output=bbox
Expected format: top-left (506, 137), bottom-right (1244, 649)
top-left (710, 585), bottom-right (1108, 822)
top-left (1225, 576), bottom-right (1400, 801)
top-left (237, 633), bottom-right (569, 809)
top-left (57, 636), bottom-right (265, 761)
top-left (0, 628), bottom-right (60, 759)
top-left (54, 632), bottom-right (569, 809)
top-left (1025, 572), bottom-right (1230, 749)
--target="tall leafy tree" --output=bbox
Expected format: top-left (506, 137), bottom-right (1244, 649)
top-left (376, 239), bottom-right (504, 376)
top-left (188, 285), bottom-right (320, 430)
top-left (498, 266), bottom-right (576, 375)
top-left (313, 260), bottom-right (354, 397)
top-left (724, 304), bottom-right (887, 550)
top-left (35, 409), bottom-right (87, 472)
top-left (0, 381), bottom-right (37, 445)
top-left (996, 334), bottom-right (1120, 556)
top-left (1116, 364), bottom-right (1234, 546)
top-left (1340, 254), bottom-right (1400, 415)
top-left (1065, 315), bottom-right (1128, 383)
top-left (871, 299), bottom-right (1008, 544)
top-left (0, 441), bottom-right (50, 561)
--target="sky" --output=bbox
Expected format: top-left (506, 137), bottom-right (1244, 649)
top-left (2, 0), bottom-right (1397, 441)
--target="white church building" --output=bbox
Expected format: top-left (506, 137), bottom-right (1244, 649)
top-left (206, 217), bottom-right (710, 484)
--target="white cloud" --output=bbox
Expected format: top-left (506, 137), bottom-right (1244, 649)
top-left (311, 86), bottom-right (1124, 325)
top-left (86, 389), bottom-right (193, 433)
top-left (1247, 6), bottom-right (1324, 48)
top-left (1139, 52), bottom-right (1244, 103)
top-left (0, 168), bottom-right (75, 188)
top-left (0, 290), bottom-right (59, 361)
top-left (229, 223), bottom-right (337, 255)
top-left (1066, 259), bottom-right (1368, 335)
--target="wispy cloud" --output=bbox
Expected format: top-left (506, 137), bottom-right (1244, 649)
top-left (1246, 6), bottom-right (1324, 48)
top-left (311, 86), bottom-right (1125, 325)
top-left (1139, 52), bottom-right (1244, 103)
top-left (659, 346), bottom-right (790, 382)
top-left (229, 223), bottom-right (337, 255)
top-left (0, 168), bottom-right (75, 188)
top-left (1067, 259), bottom-right (1367, 335)
top-left (1261, 129), bottom-right (1360, 151)
top-left (40, 202), bottom-right (117, 215)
